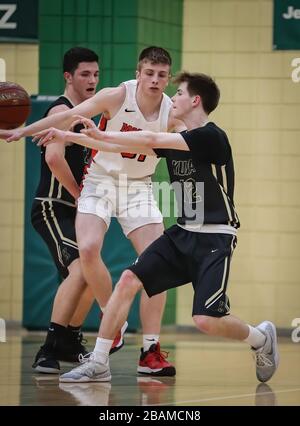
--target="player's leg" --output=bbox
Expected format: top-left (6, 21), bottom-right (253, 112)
top-left (59, 233), bottom-right (185, 382)
top-left (31, 201), bottom-right (91, 373)
top-left (50, 259), bottom-right (94, 362)
top-left (129, 223), bottom-right (166, 336)
top-left (59, 269), bottom-right (142, 382)
top-left (129, 225), bottom-right (176, 376)
top-left (75, 212), bottom-right (112, 308)
top-left (69, 284), bottom-right (94, 328)
top-left (50, 259), bottom-right (90, 326)
top-left (76, 211), bottom-right (128, 352)
top-left (77, 176), bottom-right (129, 352)
top-left (119, 182), bottom-right (167, 332)
top-left (191, 233), bottom-right (279, 383)
top-left (193, 315), bottom-right (279, 383)
top-left (48, 204), bottom-right (94, 339)
top-left (120, 179), bottom-right (175, 375)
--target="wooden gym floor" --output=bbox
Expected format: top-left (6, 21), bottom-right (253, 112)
top-left (0, 328), bottom-right (299, 406)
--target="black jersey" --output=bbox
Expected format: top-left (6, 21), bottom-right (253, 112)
top-left (34, 96), bottom-right (92, 204)
top-left (154, 122), bottom-right (240, 229)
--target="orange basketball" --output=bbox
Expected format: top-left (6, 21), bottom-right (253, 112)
top-left (0, 82), bottom-right (31, 129)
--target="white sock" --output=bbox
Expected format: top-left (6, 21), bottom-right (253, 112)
top-left (93, 337), bottom-right (113, 364)
top-left (143, 334), bottom-right (159, 352)
top-left (244, 325), bottom-right (266, 349)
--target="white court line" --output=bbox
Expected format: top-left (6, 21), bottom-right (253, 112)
top-left (150, 387), bottom-right (300, 406)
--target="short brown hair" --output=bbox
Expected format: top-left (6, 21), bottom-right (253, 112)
top-left (63, 47), bottom-right (99, 74)
top-left (173, 72), bottom-right (220, 114)
top-left (138, 46), bottom-right (172, 70)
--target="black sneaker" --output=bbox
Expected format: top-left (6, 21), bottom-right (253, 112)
top-left (56, 331), bottom-right (89, 363)
top-left (32, 345), bottom-right (60, 374)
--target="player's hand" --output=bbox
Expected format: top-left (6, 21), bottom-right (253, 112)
top-left (0, 128), bottom-right (24, 143)
top-left (70, 115), bottom-right (105, 140)
top-left (71, 115), bottom-right (96, 130)
top-left (32, 128), bottom-right (67, 146)
top-left (81, 126), bottom-right (105, 140)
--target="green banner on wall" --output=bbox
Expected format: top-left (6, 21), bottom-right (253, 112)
top-left (0, 0), bottom-right (38, 42)
top-left (273, 0), bottom-right (300, 50)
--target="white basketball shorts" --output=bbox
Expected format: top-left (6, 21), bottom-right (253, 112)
top-left (78, 174), bottom-right (163, 236)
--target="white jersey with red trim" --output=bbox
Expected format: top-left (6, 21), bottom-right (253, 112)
top-left (89, 79), bottom-right (172, 179)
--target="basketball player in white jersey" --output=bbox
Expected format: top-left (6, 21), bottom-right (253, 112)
top-left (1, 47), bottom-right (182, 375)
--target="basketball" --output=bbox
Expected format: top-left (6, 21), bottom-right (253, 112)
top-left (0, 81), bottom-right (31, 129)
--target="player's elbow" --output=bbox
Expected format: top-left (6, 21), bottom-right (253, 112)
top-left (45, 150), bottom-right (62, 168)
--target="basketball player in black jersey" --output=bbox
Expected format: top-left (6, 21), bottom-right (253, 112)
top-left (41, 72), bottom-right (279, 384)
top-left (31, 47), bottom-right (100, 373)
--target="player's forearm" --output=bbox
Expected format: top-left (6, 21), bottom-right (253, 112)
top-left (102, 130), bottom-right (183, 150)
top-left (48, 159), bottom-right (81, 200)
top-left (68, 131), bottom-right (153, 155)
top-left (21, 110), bottom-right (73, 137)
top-left (101, 130), bottom-right (157, 150)
top-left (65, 131), bottom-right (113, 151)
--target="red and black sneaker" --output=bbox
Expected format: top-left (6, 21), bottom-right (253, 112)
top-left (137, 343), bottom-right (176, 376)
top-left (109, 321), bottom-right (128, 355)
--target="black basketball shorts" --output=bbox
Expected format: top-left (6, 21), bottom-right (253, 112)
top-left (128, 225), bottom-right (237, 317)
top-left (31, 200), bottom-right (79, 279)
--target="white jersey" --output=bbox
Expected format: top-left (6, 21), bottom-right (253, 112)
top-left (89, 80), bottom-right (172, 179)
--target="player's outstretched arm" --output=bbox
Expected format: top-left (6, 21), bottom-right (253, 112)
top-left (0, 86), bottom-right (123, 143)
top-left (87, 129), bottom-right (189, 151)
top-left (72, 116), bottom-right (187, 151)
top-left (33, 128), bottom-right (154, 156)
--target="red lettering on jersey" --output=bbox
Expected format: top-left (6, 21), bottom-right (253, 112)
top-left (119, 122), bottom-right (145, 160)
top-left (96, 120), bottom-right (148, 162)
top-left (120, 122), bottom-right (141, 132)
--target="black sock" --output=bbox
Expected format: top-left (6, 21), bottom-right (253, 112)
top-left (68, 325), bottom-right (82, 332)
top-left (45, 322), bottom-right (67, 346)
top-left (67, 324), bottom-right (82, 340)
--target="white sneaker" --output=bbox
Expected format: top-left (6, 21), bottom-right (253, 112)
top-left (253, 321), bottom-right (279, 383)
top-left (59, 353), bottom-right (111, 383)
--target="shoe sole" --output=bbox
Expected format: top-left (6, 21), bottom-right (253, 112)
top-left (109, 321), bottom-right (128, 355)
top-left (33, 365), bottom-right (60, 374)
top-left (266, 321), bottom-right (279, 369)
top-left (109, 340), bottom-right (124, 355)
top-left (59, 374), bottom-right (112, 383)
top-left (137, 366), bottom-right (176, 377)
